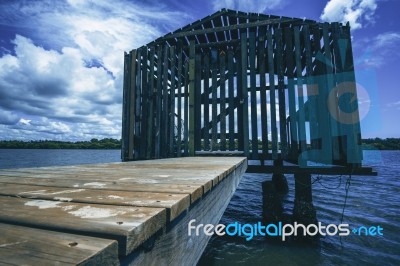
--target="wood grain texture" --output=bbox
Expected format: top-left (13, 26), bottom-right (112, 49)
top-left (0, 196), bottom-right (166, 256)
top-left (0, 223), bottom-right (118, 266)
top-left (121, 158), bottom-right (247, 266)
top-left (0, 157), bottom-right (247, 264)
top-left (0, 176), bottom-right (204, 204)
top-left (0, 184), bottom-right (190, 222)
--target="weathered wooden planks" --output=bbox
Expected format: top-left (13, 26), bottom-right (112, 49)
top-left (0, 176), bottom-right (204, 204)
top-left (0, 157), bottom-right (247, 265)
top-left (123, 157), bottom-right (247, 266)
top-left (0, 183), bottom-right (190, 221)
top-left (0, 196), bottom-right (166, 256)
top-left (0, 157), bottom-right (245, 203)
top-left (0, 223), bottom-right (119, 266)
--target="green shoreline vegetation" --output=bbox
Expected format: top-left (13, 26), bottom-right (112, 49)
top-left (0, 138), bottom-right (121, 149)
top-left (0, 138), bottom-right (399, 150)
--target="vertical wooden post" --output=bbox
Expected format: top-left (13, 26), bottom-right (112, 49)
top-left (194, 54), bottom-right (202, 151)
top-left (129, 50), bottom-right (137, 161)
top-left (331, 22), bottom-right (346, 161)
top-left (267, 29), bottom-right (278, 160)
top-left (134, 49), bottom-right (142, 160)
top-left (322, 23), bottom-right (340, 162)
top-left (220, 53), bottom-right (227, 151)
top-left (275, 28), bottom-right (288, 158)
top-left (249, 31), bottom-right (258, 158)
top-left (184, 60), bottom-right (189, 155)
top-left (129, 51), bottom-right (137, 161)
top-left (211, 64), bottom-right (218, 150)
top-left (294, 27), bottom-right (307, 165)
top-left (155, 46), bottom-right (163, 158)
top-left (140, 47), bottom-right (149, 159)
top-left (169, 46), bottom-right (176, 156)
top-left (177, 47), bottom-right (183, 157)
top-left (258, 27), bottom-right (268, 161)
top-left (312, 26), bottom-right (332, 164)
top-left (121, 52), bottom-right (130, 161)
top-left (284, 28), bottom-right (298, 160)
top-left (188, 41), bottom-right (196, 156)
top-left (227, 51), bottom-right (235, 151)
top-left (294, 173), bottom-right (312, 202)
top-left (203, 55), bottom-right (210, 151)
top-left (293, 173), bottom-right (317, 233)
top-left (146, 47), bottom-right (155, 159)
top-left (302, 25), bottom-right (319, 161)
top-left (240, 32), bottom-right (249, 156)
top-left (162, 45), bottom-right (169, 157)
top-left (342, 23), bottom-right (362, 165)
top-left (272, 159), bottom-right (288, 194)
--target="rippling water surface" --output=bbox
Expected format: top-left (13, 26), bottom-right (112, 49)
top-left (0, 149), bottom-right (398, 265)
top-left (199, 150), bottom-right (400, 265)
top-left (0, 149), bottom-right (121, 169)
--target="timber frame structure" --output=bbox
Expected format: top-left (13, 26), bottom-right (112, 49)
top-left (121, 9), bottom-right (375, 176)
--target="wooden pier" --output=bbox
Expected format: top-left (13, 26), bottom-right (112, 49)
top-left (0, 157), bottom-right (247, 265)
top-left (120, 8), bottom-right (376, 246)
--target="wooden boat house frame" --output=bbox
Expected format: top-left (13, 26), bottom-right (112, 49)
top-left (121, 9), bottom-right (375, 176)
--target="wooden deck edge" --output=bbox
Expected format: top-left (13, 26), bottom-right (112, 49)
top-left (0, 223), bottom-right (119, 266)
top-left (120, 158), bottom-right (247, 265)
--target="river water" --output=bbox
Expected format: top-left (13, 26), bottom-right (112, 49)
top-left (0, 149), bottom-right (398, 265)
top-left (199, 150), bottom-right (399, 266)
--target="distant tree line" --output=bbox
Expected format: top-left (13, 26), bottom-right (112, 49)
top-left (0, 138), bottom-right (121, 149)
top-left (361, 138), bottom-right (400, 150)
top-left (0, 138), bottom-right (399, 150)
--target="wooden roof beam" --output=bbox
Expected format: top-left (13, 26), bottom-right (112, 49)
top-left (159, 18), bottom-right (301, 41)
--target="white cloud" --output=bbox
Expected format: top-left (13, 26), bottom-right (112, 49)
top-left (356, 32), bottom-right (400, 67)
top-left (212, 0), bottom-right (284, 13)
top-left (320, 0), bottom-right (377, 30)
top-left (387, 101), bottom-right (400, 109)
top-left (19, 119), bottom-right (32, 126)
top-left (0, 0), bottom-right (187, 141)
top-left (371, 32), bottom-right (400, 49)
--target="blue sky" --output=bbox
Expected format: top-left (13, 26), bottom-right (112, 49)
top-left (0, 0), bottom-right (399, 141)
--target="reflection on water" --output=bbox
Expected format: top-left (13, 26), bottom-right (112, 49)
top-left (199, 150), bottom-right (400, 266)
